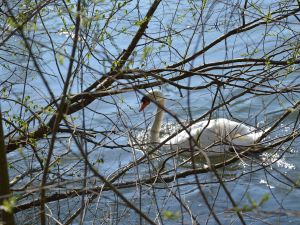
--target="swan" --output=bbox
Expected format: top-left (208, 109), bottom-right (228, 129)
top-left (139, 90), bottom-right (265, 154)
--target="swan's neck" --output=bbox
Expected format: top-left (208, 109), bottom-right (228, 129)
top-left (150, 100), bottom-right (164, 143)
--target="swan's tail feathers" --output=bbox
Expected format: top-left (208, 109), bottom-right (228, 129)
top-left (230, 126), bottom-right (271, 154)
top-left (231, 128), bottom-right (266, 146)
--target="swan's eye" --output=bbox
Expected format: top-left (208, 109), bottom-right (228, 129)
top-left (139, 97), bottom-right (151, 112)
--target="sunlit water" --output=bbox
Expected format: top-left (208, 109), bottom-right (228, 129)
top-left (2, 1), bottom-right (300, 224)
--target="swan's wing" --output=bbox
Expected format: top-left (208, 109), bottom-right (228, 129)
top-left (163, 121), bottom-right (221, 149)
top-left (214, 118), bottom-right (264, 146)
top-left (162, 118), bottom-right (265, 152)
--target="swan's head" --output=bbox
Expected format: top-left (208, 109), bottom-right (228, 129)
top-left (139, 90), bottom-right (165, 112)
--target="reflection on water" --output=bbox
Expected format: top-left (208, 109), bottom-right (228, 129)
top-left (261, 152), bottom-right (296, 170)
top-left (4, 0), bottom-right (300, 223)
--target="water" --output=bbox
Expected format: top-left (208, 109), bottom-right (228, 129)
top-left (1, 0), bottom-right (300, 224)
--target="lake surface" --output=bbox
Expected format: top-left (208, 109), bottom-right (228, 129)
top-left (1, 0), bottom-right (300, 224)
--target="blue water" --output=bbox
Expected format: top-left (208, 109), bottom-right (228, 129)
top-left (1, 0), bottom-right (300, 224)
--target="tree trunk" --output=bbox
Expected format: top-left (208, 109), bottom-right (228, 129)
top-left (0, 109), bottom-right (15, 225)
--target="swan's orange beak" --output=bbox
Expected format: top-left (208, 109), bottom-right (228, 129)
top-left (139, 98), bottom-right (150, 112)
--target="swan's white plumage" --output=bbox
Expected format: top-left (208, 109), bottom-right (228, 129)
top-left (139, 90), bottom-right (264, 153)
top-left (162, 118), bottom-right (263, 149)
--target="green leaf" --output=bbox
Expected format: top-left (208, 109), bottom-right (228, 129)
top-left (58, 54), bottom-right (64, 65)
top-left (258, 194), bottom-right (269, 206)
top-left (264, 6), bottom-right (272, 23)
top-left (201, 0), bottom-right (207, 11)
top-left (1, 197), bottom-right (17, 214)
top-left (246, 194), bottom-right (257, 208)
top-left (167, 35), bottom-right (172, 46)
top-left (141, 46), bottom-right (152, 62)
top-left (96, 158), bottom-right (104, 164)
top-left (133, 17), bottom-right (148, 26)
top-left (163, 210), bottom-right (180, 220)
top-left (7, 17), bottom-right (18, 28)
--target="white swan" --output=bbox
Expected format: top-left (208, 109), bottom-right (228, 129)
top-left (139, 90), bottom-right (265, 153)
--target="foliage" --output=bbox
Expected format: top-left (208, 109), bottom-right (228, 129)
top-left (0, 0), bottom-right (300, 224)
